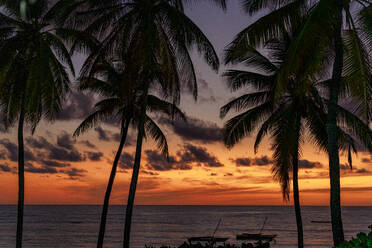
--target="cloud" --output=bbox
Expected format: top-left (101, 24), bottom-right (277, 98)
top-left (232, 156), bottom-right (272, 167)
top-left (56, 91), bottom-right (95, 121)
top-left (80, 140), bottom-right (96, 149)
top-left (94, 127), bottom-right (124, 142)
top-left (232, 158), bottom-right (251, 167)
top-left (119, 152), bottom-right (134, 169)
top-left (86, 152), bottom-right (104, 161)
top-left (142, 170), bottom-right (159, 176)
top-left (25, 163), bottom-right (58, 174)
top-left (59, 168), bottom-right (87, 180)
top-left (340, 164), bottom-right (352, 170)
top-left (145, 150), bottom-right (192, 171)
top-left (299, 160), bottom-right (323, 169)
top-left (355, 168), bottom-right (371, 174)
top-left (0, 164), bottom-right (13, 173)
top-left (160, 117), bottom-right (222, 144)
top-left (40, 160), bottom-right (71, 168)
top-left (361, 157), bottom-right (372, 163)
top-left (57, 133), bottom-right (76, 149)
top-left (26, 137), bottom-right (52, 149)
top-left (26, 134), bottom-right (86, 163)
top-left (48, 146), bottom-right (85, 162)
top-left (95, 127), bottom-right (110, 141)
top-left (0, 139), bottom-right (36, 162)
top-left (177, 144), bottom-right (224, 168)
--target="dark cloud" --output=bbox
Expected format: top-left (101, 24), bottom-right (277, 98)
top-left (299, 160), bottom-right (323, 169)
top-left (355, 168), bottom-right (370, 174)
top-left (56, 91), bottom-right (95, 121)
top-left (86, 151), bottom-right (103, 161)
top-left (160, 117), bottom-right (222, 144)
top-left (25, 163), bottom-right (58, 174)
top-left (41, 160), bottom-right (71, 168)
top-left (145, 150), bottom-right (192, 171)
top-left (233, 158), bottom-right (251, 167)
top-left (26, 137), bottom-right (52, 149)
top-left (340, 164), bottom-right (352, 170)
top-left (48, 146), bottom-right (85, 162)
top-left (57, 133), bottom-right (76, 150)
top-left (27, 135), bottom-right (85, 163)
top-left (177, 144), bottom-right (223, 168)
top-left (119, 152), bottom-right (134, 169)
top-left (0, 164), bottom-right (13, 173)
top-left (232, 156), bottom-right (272, 167)
top-left (94, 127), bottom-right (123, 142)
top-left (224, 173), bottom-right (234, 176)
top-left (95, 127), bottom-right (110, 141)
top-left (0, 139), bottom-right (36, 162)
top-left (254, 156), bottom-right (272, 166)
top-left (60, 168), bottom-right (87, 180)
top-left (361, 157), bottom-right (372, 163)
top-left (142, 170), bottom-right (159, 176)
top-left (80, 140), bottom-right (96, 149)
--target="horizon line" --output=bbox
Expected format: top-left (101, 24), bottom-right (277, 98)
top-left (1, 204), bottom-right (372, 207)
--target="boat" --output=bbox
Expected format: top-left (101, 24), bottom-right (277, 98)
top-left (236, 233), bottom-right (277, 242)
top-left (311, 220), bottom-right (331, 224)
top-left (187, 237), bottom-right (229, 244)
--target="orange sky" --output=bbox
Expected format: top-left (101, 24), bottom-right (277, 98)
top-left (0, 117), bottom-right (371, 206)
top-left (0, 2), bottom-right (372, 206)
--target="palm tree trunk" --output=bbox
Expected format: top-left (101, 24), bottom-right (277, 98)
top-left (292, 151), bottom-right (303, 248)
top-left (16, 104), bottom-right (25, 248)
top-left (328, 2), bottom-right (345, 245)
top-left (97, 117), bottom-right (130, 248)
top-left (123, 95), bottom-right (148, 248)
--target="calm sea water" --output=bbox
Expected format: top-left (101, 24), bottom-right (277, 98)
top-left (0, 206), bottom-right (371, 248)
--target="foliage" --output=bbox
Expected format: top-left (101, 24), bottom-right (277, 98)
top-left (335, 226), bottom-right (372, 248)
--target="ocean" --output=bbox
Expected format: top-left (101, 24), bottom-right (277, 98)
top-left (0, 205), bottom-right (371, 247)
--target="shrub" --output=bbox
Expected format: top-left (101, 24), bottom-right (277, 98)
top-left (335, 225), bottom-right (372, 248)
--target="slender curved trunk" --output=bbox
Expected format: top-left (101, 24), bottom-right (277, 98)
top-left (292, 150), bottom-right (303, 248)
top-left (16, 103), bottom-right (25, 248)
top-left (97, 117), bottom-right (131, 248)
top-left (123, 94), bottom-right (148, 248)
top-left (328, 2), bottom-right (345, 245)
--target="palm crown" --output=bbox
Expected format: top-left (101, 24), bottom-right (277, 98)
top-left (0, 0), bottom-right (77, 129)
top-left (221, 27), bottom-right (372, 199)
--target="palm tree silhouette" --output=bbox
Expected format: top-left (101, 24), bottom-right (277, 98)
top-left (229, 1), bottom-right (372, 244)
top-left (0, 0), bottom-right (82, 247)
top-left (222, 23), bottom-right (372, 248)
top-left (74, 59), bottom-right (186, 248)
top-left (73, 1), bottom-right (226, 247)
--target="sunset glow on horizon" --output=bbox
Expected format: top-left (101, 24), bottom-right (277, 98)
top-left (0, 1), bottom-right (372, 207)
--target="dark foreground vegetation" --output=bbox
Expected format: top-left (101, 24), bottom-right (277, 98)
top-left (335, 225), bottom-right (372, 248)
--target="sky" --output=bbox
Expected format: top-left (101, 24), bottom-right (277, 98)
top-left (0, 1), bottom-right (372, 206)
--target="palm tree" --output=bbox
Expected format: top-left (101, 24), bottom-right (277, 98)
top-left (73, 59), bottom-right (186, 248)
top-left (228, 1), bottom-right (372, 245)
top-left (0, 1), bottom-right (82, 247)
top-left (73, 1), bottom-right (226, 247)
top-left (221, 26), bottom-right (372, 248)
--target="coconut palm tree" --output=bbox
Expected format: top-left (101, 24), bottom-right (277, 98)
top-left (229, 1), bottom-right (372, 244)
top-left (73, 1), bottom-right (226, 247)
top-left (221, 26), bottom-right (372, 248)
top-left (0, 0), bottom-right (82, 247)
top-left (73, 59), bottom-right (186, 248)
